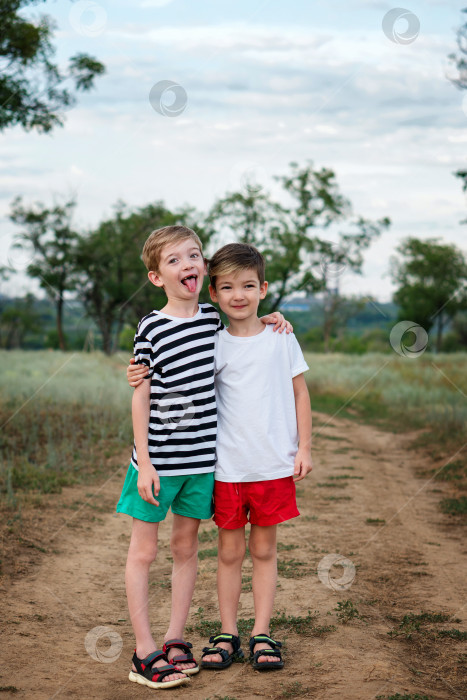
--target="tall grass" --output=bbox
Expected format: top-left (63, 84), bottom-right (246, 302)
top-left (0, 351), bottom-right (133, 499)
top-left (304, 352), bottom-right (467, 445)
top-left (1, 350), bottom-right (465, 503)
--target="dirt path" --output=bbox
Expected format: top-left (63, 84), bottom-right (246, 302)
top-left (1, 412), bottom-right (466, 700)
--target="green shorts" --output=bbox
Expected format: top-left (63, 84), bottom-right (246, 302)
top-left (116, 464), bottom-right (214, 523)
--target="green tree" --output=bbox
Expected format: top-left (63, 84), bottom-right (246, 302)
top-left (207, 186), bottom-right (283, 249)
top-left (321, 294), bottom-right (366, 353)
top-left (0, 293), bottom-right (41, 348)
top-left (390, 238), bottom-right (467, 352)
top-left (447, 7), bottom-right (467, 89)
top-left (10, 197), bottom-right (79, 350)
top-left (449, 9), bottom-right (467, 214)
top-left (208, 162), bottom-right (390, 344)
top-left (74, 201), bottom-right (211, 354)
top-left (455, 170), bottom-right (467, 224)
top-left (451, 311), bottom-right (467, 349)
top-left (0, 0), bottom-right (105, 133)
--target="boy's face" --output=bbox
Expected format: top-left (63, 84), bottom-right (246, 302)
top-left (148, 238), bottom-right (206, 299)
top-left (209, 268), bottom-right (268, 322)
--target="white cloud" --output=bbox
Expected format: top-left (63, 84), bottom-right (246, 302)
top-left (139, 0), bottom-right (175, 7)
top-left (1, 7), bottom-right (465, 302)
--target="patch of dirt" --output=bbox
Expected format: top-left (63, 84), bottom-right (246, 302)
top-left (0, 413), bottom-right (466, 699)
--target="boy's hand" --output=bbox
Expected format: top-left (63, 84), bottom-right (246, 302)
top-left (260, 311), bottom-right (293, 334)
top-left (294, 448), bottom-right (312, 481)
top-left (137, 464), bottom-right (160, 506)
top-left (127, 357), bottom-right (149, 387)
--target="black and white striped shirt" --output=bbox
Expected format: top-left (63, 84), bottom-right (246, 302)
top-left (130, 303), bottom-right (223, 476)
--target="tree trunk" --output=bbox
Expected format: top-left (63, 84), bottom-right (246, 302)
top-left (269, 276), bottom-right (289, 314)
top-left (112, 311), bottom-right (125, 354)
top-left (101, 321), bottom-right (112, 355)
top-left (57, 294), bottom-right (66, 351)
top-left (323, 292), bottom-right (337, 353)
top-left (323, 309), bottom-right (331, 353)
top-left (436, 311), bottom-right (444, 353)
top-left (98, 311), bottom-right (114, 355)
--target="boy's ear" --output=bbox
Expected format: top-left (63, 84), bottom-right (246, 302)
top-left (208, 284), bottom-right (217, 302)
top-left (148, 270), bottom-right (164, 288)
top-left (259, 280), bottom-right (268, 299)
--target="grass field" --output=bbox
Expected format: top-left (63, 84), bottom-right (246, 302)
top-left (303, 351), bottom-right (466, 450)
top-left (1, 350), bottom-right (466, 699)
top-left (0, 351), bottom-right (132, 502)
top-left (1, 350), bottom-right (465, 505)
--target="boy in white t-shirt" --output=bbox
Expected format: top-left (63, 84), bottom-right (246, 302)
top-left (201, 243), bottom-right (313, 672)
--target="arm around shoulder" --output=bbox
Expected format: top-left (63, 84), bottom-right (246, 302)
top-left (127, 357), bottom-right (150, 387)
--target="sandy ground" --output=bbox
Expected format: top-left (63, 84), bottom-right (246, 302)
top-left (1, 411), bottom-right (466, 700)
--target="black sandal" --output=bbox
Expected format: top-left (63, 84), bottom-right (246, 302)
top-left (201, 633), bottom-right (244, 669)
top-left (249, 634), bottom-right (284, 670)
top-left (128, 650), bottom-right (190, 688)
top-left (162, 638), bottom-right (200, 675)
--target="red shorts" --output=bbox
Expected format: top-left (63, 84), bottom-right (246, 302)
top-left (213, 476), bottom-right (300, 529)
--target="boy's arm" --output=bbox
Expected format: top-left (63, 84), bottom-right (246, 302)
top-left (132, 379), bottom-right (160, 505)
top-left (127, 356), bottom-right (149, 387)
top-left (259, 311), bottom-right (293, 334)
top-left (292, 373), bottom-right (313, 482)
top-left (127, 312), bottom-right (293, 384)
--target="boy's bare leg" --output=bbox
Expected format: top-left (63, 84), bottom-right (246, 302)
top-left (202, 527), bottom-right (246, 663)
top-left (126, 518), bottom-right (186, 682)
top-left (249, 523), bottom-right (278, 663)
top-left (164, 514), bottom-right (200, 670)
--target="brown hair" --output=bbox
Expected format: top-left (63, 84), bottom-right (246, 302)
top-left (208, 243), bottom-right (265, 289)
top-left (142, 225), bottom-right (203, 272)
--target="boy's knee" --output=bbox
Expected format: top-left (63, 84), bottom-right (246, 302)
top-left (218, 537), bottom-right (245, 566)
top-left (249, 539), bottom-right (276, 562)
top-left (129, 540), bottom-right (158, 566)
top-left (170, 533), bottom-right (198, 561)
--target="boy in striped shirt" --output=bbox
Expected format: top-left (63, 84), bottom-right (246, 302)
top-left (117, 225), bottom-right (289, 689)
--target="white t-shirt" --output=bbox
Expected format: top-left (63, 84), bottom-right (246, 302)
top-left (214, 324), bottom-right (309, 482)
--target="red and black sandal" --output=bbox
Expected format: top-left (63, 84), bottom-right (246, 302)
top-left (128, 649), bottom-right (190, 689)
top-left (162, 639), bottom-right (200, 675)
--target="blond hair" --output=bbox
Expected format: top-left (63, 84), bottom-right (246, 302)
top-left (142, 225), bottom-right (203, 272)
top-left (208, 243), bottom-right (265, 289)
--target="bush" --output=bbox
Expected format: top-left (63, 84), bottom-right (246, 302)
top-left (118, 325), bottom-right (135, 353)
top-left (330, 335), bottom-right (367, 354)
top-left (45, 329), bottom-right (63, 349)
top-left (441, 332), bottom-right (465, 353)
top-left (299, 327), bottom-right (324, 352)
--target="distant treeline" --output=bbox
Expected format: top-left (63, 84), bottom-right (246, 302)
top-left (3, 162), bottom-right (466, 354)
top-left (1, 291), bottom-right (466, 354)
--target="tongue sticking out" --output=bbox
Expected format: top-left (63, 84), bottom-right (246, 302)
top-left (183, 276), bottom-right (197, 293)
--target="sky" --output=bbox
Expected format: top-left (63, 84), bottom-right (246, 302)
top-left (1, 0), bottom-right (466, 302)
